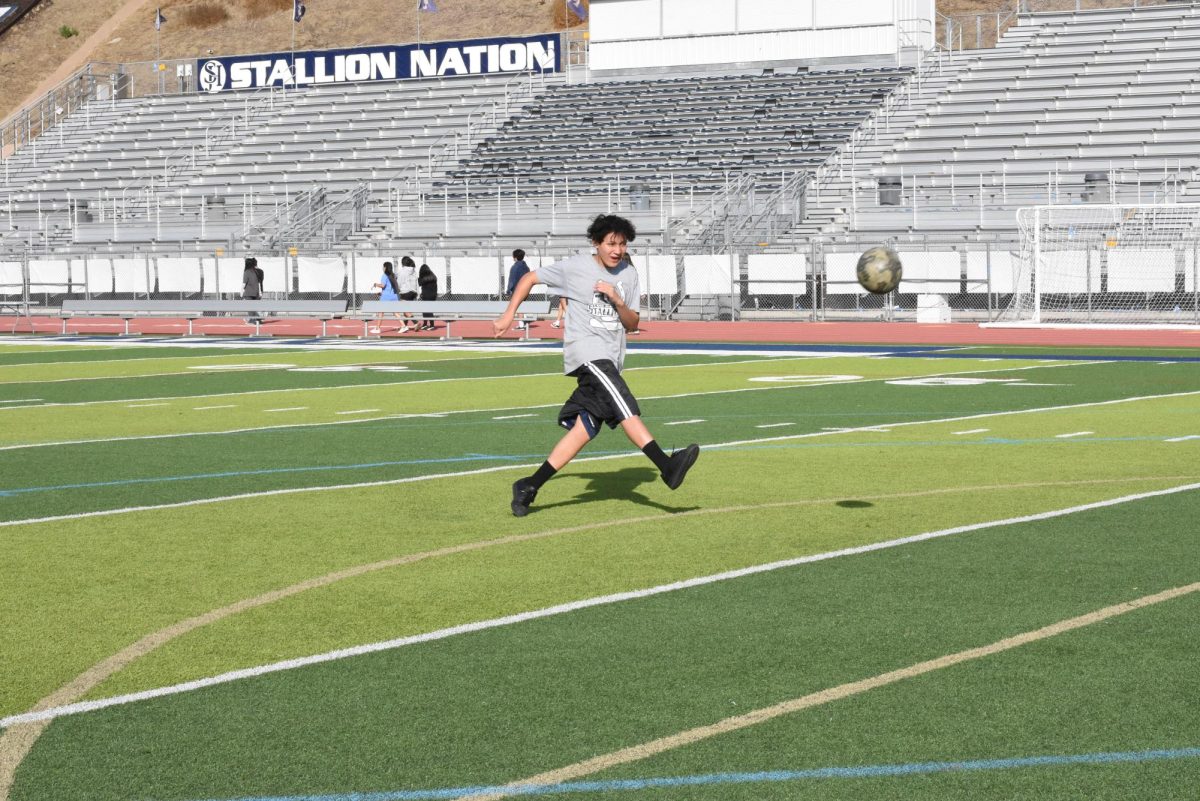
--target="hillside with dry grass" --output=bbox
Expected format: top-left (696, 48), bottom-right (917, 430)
top-left (0, 0), bottom-right (587, 120)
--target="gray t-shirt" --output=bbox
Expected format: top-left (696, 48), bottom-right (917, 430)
top-left (537, 252), bottom-right (640, 374)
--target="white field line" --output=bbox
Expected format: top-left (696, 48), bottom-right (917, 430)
top-left (1056, 431), bottom-right (1094, 439)
top-left (493, 413), bottom-right (537, 420)
top-left (335, 409), bottom-right (382, 416)
top-left (0, 400), bottom-right (42, 405)
top-left (1166, 435), bottom-right (1200, 442)
top-left (665, 419), bottom-right (705, 426)
top-left (193, 405), bottom-right (236, 411)
top-left (0, 360), bottom-right (1113, 454)
top-left (0, 354), bottom-right (816, 395)
top-left (3, 388), bottom-right (1199, 530)
top-left (954, 429), bottom-right (990, 435)
top-left (0, 355), bottom-right (811, 410)
top-left (755, 423), bottom-right (795, 429)
top-left (5, 479), bottom-right (1198, 730)
top-left (0, 349), bottom-right (547, 389)
top-left (263, 407), bottom-right (308, 413)
top-left (124, 403), bottom-right (168, 409)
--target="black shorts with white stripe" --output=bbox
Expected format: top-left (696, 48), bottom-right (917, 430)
top-left (557, 359), bottom-right (641, 432)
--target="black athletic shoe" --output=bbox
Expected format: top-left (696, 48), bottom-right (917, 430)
top-left (511, 478), bottom-right (538, 517)
top-left (661, 444), bottom-right (700, 490)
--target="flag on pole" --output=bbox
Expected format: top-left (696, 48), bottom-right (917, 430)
top-left (293, 0), bottom-right (306, 22)
top-left (567, 0), bottom-right (587, 22)
top-left (418, 0), bottom-right (437, 11)
top-left (154, 8), bottom-right (166, 30)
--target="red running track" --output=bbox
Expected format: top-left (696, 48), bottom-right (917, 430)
top-left (5, 315), bottom-right (1200, 349)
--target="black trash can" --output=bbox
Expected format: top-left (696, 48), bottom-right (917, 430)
top-left (1082, 172), bottom-right (1109, 203)
top-left (878, 176), bottom-right (902, 206)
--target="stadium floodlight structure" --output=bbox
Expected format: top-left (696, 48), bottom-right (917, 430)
top-left (998, 204), bottom-right (1200, 328)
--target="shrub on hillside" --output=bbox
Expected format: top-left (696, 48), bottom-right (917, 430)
top-left (184, 3), bottom-right (230, 28)
top-left (59, 24), bottom-right (78, 38)
top-left (244, 0), bottom-right (292, 19)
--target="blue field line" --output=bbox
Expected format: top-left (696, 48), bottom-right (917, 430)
top-left (0, 453), bottom-right (600, 498)
top-left (184, 746), bottom-right (1200, 801)
top-left (0, 433), bottom-right (1183, 499)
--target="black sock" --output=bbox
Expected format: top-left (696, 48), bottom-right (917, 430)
top-left (641, 440), bottom-right (671, 473)
top-left (528, 460), bottom-right (558, 489)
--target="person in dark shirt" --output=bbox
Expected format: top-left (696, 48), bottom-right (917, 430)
top-left (506, 249), bottom-right (530, 330)
top-left (417, 263), bottom-right (438, 331)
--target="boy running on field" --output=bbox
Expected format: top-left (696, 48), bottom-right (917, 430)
top-left (493, 214), bottom-right (699, 517)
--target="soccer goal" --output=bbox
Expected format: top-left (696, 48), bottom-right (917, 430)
top-left (995, 204), bottom-right (1200, 327)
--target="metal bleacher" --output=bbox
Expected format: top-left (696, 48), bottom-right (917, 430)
top-left (842, 2), bottom-right (1200, 237)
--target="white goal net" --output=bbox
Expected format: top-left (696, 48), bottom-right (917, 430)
top-left (1001, 204), bottom-right (1200, 327)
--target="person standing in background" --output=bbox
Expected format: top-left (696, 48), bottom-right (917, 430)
top-left (395, 256), bottom-right (419, 333)
top-left (242, 256), bottom-right (264, 324)
top-left (507, 249), bottom-right (530, 330)
top-left (370, 261), bottom-right (401, 334)
top-left (417, 263), bottom-right (438, 331)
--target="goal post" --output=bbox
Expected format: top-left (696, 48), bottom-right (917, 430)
top-left (996, 204), bottom-right (1200, 327)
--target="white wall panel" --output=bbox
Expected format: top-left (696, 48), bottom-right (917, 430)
top-left (156, 258), bottom-right (202, 293)
top-left (966, 251), bottom-right (1029, 294)
top-left (212, 258), bottom-right (248, 295)
top-left (748, 254), bottom-right (807, 294)
top-left (351, 255), bottom-right (386, 294)
top-left (1107, 250), bottom-right (1175, 292)
top-left (683, 254), bottom-right (733, 295)
top-left (591, 0), bottom-right (661, 41)
top-left (112, 258), bottom-right (150, 294)
top-left (815, 0), bottom-right (892, 27)
top-left (823, 253), bottom-right (861, 294)
top-left (0, 262), bottom-right (21, 295)
top-left (1187, 250), bottom-right (1198, 292)
top-left (663, 0), bottom-right (736, 36)
top-left (258, 257), bottom-right (289, 293)
top-left (590, 25), bottom-right (894, 70)
top-left (644, 255), bottom-right (678, 295)
top-left (895, 251), bottom-right (959, 294)
top-left (450, 257), bottom-right (501, 295)
top-left (29, 259), bottom-right (70, 293)
top-left (79, 259), bottom-right (112, 294)
top-left (1041, 251), bottom-right (1099, 294)
top-left (298, 257), bottom-right (346, 293)
top-left (739, 0), bottom-right (813, 32)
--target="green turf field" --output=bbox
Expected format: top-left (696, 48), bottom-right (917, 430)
top-left (1, 336), bottom-right (1198, 801)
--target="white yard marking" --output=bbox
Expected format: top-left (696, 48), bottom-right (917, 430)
top-left (1166, 435), bottom-right (1200, 443)
top-left (755, 423), bottom-right (795, 429)
top-left (5, 479), bottom-right (1198, 730)
top-left (822, 426), bottom-right (891, 433)
top-left (125, 403), bottom-right (168, 408)
top-left (665, 419), bottom-right (705, 426)
top-left (953, 428), bottom-right (991, 435)
top-left (193, 405), bottom-right (236, 411)
top-left (1055, 431), bottom-right (1094, 439)
top-left (263, 407), bottom-right (308, 413)
top-left (493, 413), bottom-right (537, 420)
top-left (335, 409), bottom-right (381, 416)
top-left (0, 399), bottom-right (41, 405)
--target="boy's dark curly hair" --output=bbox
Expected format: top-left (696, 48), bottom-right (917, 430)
top-left (587, 214), bottom-right (637, 244)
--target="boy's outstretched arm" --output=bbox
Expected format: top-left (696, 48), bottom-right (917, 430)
top-left (493, 270), bottom-right (540, 336)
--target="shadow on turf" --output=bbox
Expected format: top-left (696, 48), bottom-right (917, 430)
top-left (531, 467), bottom-right (701, 515)
top-left (836, 500), bottom-right (874, 508)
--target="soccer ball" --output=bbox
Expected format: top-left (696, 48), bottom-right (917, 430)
top-left (856, 246), bottom-right (903, 294)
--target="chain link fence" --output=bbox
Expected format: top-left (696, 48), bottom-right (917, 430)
top-left (6, 241), bottom-right (1132, 326)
